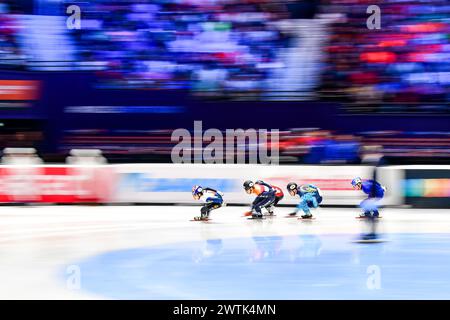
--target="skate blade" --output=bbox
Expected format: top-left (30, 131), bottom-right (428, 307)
top-left (298, 217), bottom-right (316, 221)
top-left (353, 238), bottom-right (388, 244)
top-left (355, 216), bottom-right (382, 219)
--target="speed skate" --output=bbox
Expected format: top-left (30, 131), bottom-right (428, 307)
top-left (190, 218), bottom-right (213, 222)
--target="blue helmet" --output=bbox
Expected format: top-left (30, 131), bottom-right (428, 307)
top-left (351, 177), bottom-right (362, 187)
top-left (192, 185), bottom-right (203, 196)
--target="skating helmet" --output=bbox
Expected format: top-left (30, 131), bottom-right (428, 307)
top-left (243, 180), bottom-right (254, 191)
top-left (287, 182), bottom-right (298, 192)
top-left (287, 182), bottom-right (298, 196)
top-left (192, 185), bottom-right (203, 196)
top-left (351, 177), bottom-right (362, 188)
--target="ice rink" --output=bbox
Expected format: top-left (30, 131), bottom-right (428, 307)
top-left (1, 204), bottom-right (450, 300)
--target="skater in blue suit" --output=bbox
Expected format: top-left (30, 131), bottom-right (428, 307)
top-left (286, 183), bottom-right (323, 219)
top-left (351, 177), bottom-right (386, 218)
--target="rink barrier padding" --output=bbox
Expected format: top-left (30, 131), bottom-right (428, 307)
top-left (0, 164), bottom-right (391, 206)
top-left (0, 164), bottom-right (447, 207)
top-left (0, 165), bottom-right (115, 203)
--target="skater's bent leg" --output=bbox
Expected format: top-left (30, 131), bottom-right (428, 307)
top-left (268, 195), bottom-right (283, 215)
top-left (297, 198), bottom-right (312, 217)
top-left (200, 205), bottom-right (211, 219)
top-left (360, 198), bottom-right (378, 217)
top-left (200, 202), bottom-right (220, 219)
top-left (273, 195), bottom-right (283, 206)
top-left (252, 193), bottom-right (275, 217)
top-left (252, 203), bottom-right (265, 218)
top-left (263, 195), bottom-right (276, 215)
top-left (296, 198), bottom-right (308, 213)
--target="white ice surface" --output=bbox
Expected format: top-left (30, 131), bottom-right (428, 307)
top-left (0, 205), bottom-right (449, 299)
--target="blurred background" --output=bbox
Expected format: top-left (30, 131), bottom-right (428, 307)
top-left (0, 0), bottom-right (449, 301)
top-left (0, 0), bottom-right (448, 165)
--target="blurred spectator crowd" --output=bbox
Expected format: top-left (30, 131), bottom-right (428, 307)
top-left (0, 0), bottom-right (448, 164)
top-left (0, 0), bottom-right (322, 99)
top-left (60, 128), bottom-right (450, 164)
top-left (321, 0), bottom-right (450, 113)
top-left (0, 7), bottom-right (25, 68)
top-left (70, 0), bottom-right (323, 99)
top-left (75, 0), bottom-right (291, 93)
top-left (0, 0), bottom-right (448, 108)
